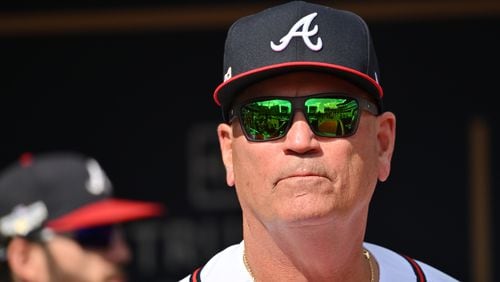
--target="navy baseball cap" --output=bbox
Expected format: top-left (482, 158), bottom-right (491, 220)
top-left (0, 151), bottom-right (164, 240)
top-left (214, 0), bottom-right (383, 121)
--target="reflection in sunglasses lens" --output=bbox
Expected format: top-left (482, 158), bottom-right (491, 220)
top-left (239, 96), bottom-right (360, 141)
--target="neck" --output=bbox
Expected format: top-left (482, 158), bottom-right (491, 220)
top-left (242, 211), bottom-right (373, 282)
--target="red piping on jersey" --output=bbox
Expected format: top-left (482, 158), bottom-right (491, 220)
top-left (190, 267), bottom-right (202, 282)
top-left (401, 254), bottom-right (427, 282)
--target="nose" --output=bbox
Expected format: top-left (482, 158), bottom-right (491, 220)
top-left (104, 228), bottom-right (132, 264)
top-left (283, 112), bottom-right (320, 154)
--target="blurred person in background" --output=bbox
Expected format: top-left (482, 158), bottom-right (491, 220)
top-left (0, 151), bottom-right (164, 282)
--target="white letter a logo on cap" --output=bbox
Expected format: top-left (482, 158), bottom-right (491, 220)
top-left (271, 12), bottom-right (322, 52)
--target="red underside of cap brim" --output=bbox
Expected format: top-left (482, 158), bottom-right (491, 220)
top-left (213, 61), bottom-right (384, 106)
top-left (46, 198), bottom-right (165, 232)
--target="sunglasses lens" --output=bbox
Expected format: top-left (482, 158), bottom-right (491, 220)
top-left (240, 99), bottom-right (292, 141)
top-left (305, 97), bottom-right (360, 137)
top-left (72, 226), bottom-right (113, 249)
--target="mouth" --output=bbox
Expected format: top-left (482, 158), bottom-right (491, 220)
top-left (107, 274), bottom-right (127, 282)
top-left (274, 173), bottom-right (326, 186)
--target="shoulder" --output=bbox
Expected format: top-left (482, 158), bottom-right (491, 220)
top-left (178, 241), bottom-right (252, 282)
top-left (364, 242), bottom-right (459, 282)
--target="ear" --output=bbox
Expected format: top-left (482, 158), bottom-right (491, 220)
top-left (217, 123), bottom-right (235, 187)
top-left (376, 111), bottom-right (396, 182)
top-left (6, 237), bottom-right (43, 280)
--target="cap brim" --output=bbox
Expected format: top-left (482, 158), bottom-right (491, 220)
top-left (214, 61), bottom-right (383, 116)
top-left (46, 198), bottom-right (165, 232)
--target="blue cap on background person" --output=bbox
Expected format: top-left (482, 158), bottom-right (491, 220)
top-left (0, 151), bottom-right (165, 256)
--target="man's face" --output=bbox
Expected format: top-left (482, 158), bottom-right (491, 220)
top-left (14, 226), bottom-right (131, 282)
top-left (218, 71), bottom-right (395, 228)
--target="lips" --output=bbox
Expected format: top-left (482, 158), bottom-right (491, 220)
top-left (274, 172), bottom-right (326, 186)
top-left (106, 273), bottom-right (127, 282)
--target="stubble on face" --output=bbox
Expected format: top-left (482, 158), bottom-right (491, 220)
top-left (231, 72), bottom-right (379, 227)
top-left (42, 236), bottom-right (128, 282)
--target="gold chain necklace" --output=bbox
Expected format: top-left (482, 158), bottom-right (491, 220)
top-left (243, 249), bottom-right (375, 282)
top-left (243, 251), bottom-right (255, 281)
top-left (363, 248), bottom-right (375, 282)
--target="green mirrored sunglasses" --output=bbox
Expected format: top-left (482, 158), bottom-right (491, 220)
top-left (229, 93), bottom-right (379, 142)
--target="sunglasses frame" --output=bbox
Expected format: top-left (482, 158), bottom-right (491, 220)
top-left (229, 92), bottom-right (379, 142)
top-left (21, 225), bottom-right (120, 251)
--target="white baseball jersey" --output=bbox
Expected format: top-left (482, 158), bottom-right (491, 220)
top-left (179, 241), bottom-right (459, 282)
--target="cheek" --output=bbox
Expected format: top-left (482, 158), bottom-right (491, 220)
top-left (231, 141), bottom-right (279, 208)
top-left (49, 242), bottom-right (87, 269)
top-left (347, 149), bottom-right (377, 191)
top-left (232, 142), bottom-right (271, 186)
top-left (49, 241), bottom-right (105, 278)
top-left (346, 123), bottom-right (380, 190)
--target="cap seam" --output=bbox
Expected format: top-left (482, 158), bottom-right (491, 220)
top-left (347, 11), bottom-right (371, 76)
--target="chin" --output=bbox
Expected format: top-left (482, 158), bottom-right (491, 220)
top-left (106, 274), bottom-right (127, 282)
top-left (279, 204), bottom-right (336, 227)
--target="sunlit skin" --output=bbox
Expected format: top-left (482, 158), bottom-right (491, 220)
top-left (218, 71), bottom-right (396, 281)
top-left (7, 227), bottom-right (131, 282)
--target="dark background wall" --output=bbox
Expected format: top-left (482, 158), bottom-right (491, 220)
top-left (1, 1), bottom-right (499, 281)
